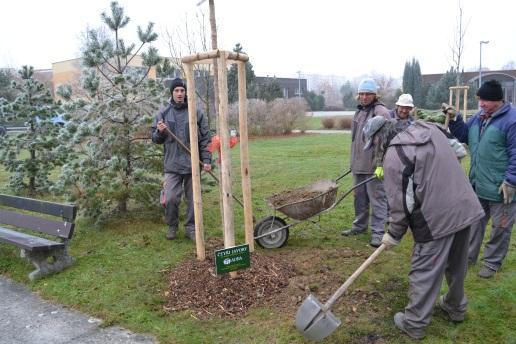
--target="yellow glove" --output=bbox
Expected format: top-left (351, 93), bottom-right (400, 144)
top-left (374, 166), bottom-right (384, 181)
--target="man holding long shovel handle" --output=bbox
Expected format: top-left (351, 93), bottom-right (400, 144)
top-left (152, 78), bottom-right (213, 241)
top-left (158, 122), bottom-right (245, 209)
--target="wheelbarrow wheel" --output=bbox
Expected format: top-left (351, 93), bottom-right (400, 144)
top-left (254, 216), bottom-right (289, 249)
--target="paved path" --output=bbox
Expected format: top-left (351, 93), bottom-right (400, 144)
top-left (0, 276), bottom-right (156, 344)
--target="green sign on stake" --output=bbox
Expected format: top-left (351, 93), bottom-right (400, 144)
top-left (214, 244), bottom-right (251, 275)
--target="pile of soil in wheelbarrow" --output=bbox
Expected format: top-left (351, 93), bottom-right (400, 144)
top-left (163, 238), bottom-right (296, 319)
top-left (268, 180), bottom-right (337, 208)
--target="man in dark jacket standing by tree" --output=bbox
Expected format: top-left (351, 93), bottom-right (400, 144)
top-left (151, 78), bottom-right (212, 241)
top-left (363, 117), bottom-right (484, 339)
top-left (447, 79), bottom-right (516, 278)
top-left (342, 78), bottom-right (391, 247)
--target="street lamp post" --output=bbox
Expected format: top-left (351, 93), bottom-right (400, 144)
top-left (479, 40), bottom-right (489, 88)
top-left (297, 71), bottom-right (301, 97)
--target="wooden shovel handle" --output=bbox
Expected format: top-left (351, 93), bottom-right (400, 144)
top-left (162, 126), bottom-right (246, 209)
top-left (323, 244), bottom-right (386, 311)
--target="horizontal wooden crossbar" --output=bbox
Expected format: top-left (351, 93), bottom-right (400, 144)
top-left (181, 49), bottom-right (249, 64)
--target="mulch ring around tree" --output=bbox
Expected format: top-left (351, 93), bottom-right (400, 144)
top-left (163, 238), bottom-right (386, 321)
top-left (163, 238), bottom-right (297, 319)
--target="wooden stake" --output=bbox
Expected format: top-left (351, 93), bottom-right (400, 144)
top-left (217, 52), bottom-right (237, 278)
top-left (217, 53), bottom-right (235, 247)
top-left (237, 61), bottom-right (254, 252)
top-left (184, 63), bottom-right (205, 261)
top-left (463, 87), bottom-right (469, 121)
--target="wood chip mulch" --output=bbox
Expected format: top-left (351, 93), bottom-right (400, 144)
top-left (163, 239), bottom-right (296, 319)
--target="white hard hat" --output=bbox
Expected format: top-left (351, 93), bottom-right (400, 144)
top-left (395, 94), bottom-right (414, 107)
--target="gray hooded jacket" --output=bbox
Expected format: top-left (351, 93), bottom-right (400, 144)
top-left (350, 101), bottom-right (391, 173)
top-left (383, 121), bottom-right (484, 242)
top-left (151, 101), bottom-right (211, 174)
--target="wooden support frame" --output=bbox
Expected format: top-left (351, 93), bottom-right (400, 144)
top-left (447, 86), bottom-right (469, 129)
top-left (181, 50), bottom-right (254, 262)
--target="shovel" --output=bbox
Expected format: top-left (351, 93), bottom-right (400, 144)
top-left (295, 244), bottom-right (386, 341)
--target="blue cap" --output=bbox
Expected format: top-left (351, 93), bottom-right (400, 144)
top-left (358, 78), bottom-right (378, 94)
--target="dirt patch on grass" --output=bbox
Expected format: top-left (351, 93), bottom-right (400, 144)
top-left (163, 238), bottom-right (296, 319)
top-left (163, 239), bottom-right (384, 322)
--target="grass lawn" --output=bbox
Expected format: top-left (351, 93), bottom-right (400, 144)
top-left (0, 133), bottom-right (514, 344)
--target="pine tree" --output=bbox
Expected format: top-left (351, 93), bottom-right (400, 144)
top-left (412, 59), bottom-right (423, 106)
top-left (0, 66), bottom-right (64, 195)
top-left (402, 58), bottom-right (423, 106)
top-left (425, 67), bottom-right (458, 109)
top-left (340, 81), bottom-right (355, 110)
top-left (227, 43), bottom-right (256, 104)
top-left (56, 1), bottom-right (164, 223)
top-left (0, 69), bottom-right (17, 102)
top-left (255, 77), bottom-right (283, 102)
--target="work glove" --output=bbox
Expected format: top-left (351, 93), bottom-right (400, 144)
top-left (441, 103), bottom-right (457, 121)
top-left (374, 166), bottom-right (384, 181)
top-left (381, 232), bottom-right (400, 250)
top-left (498, 181), bottom-right (516, 204)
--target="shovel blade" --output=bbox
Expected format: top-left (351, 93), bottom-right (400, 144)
top-left (295, 294), bottom-right (341, 341)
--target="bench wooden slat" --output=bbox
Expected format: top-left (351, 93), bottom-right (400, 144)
top-left (0, 227), bottom-right (65, 252)
top-left (0, 194), bottom-right (76, 221)
top-left (0, 209), bottom-right (74, 239)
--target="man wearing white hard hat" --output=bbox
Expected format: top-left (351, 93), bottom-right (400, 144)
top-left (342, 78), bottom-right (390, 248)
top-left (390, 93), bottom-right (415, 131)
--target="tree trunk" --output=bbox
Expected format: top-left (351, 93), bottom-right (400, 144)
top-left (28, 148), bottom-right (36, 196)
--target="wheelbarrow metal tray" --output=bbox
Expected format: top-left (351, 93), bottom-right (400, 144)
top-left (267, 180), bottom-right (338, 220)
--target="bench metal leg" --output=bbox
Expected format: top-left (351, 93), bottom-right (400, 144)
top-left (21, 248), bottom-right (74, 281)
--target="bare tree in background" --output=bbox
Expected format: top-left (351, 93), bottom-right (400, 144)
top-left (450, 1), bottom-right (470, 85)
top-left (163, 11), bottom-right (214, 125)
top-left (373, 74), bottom-right (398, 108)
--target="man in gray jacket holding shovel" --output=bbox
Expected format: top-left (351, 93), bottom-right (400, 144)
top-left (363, 116), bottom-right (484, 339)
top-left (152, 78), bottom-right (212, 241)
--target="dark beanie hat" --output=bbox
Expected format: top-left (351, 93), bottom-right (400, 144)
top-left (170, 78), bottom-right (187, 93)
top-left (476, 79), bottom-right (503, 101)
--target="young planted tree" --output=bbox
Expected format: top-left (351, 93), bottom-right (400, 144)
top-left (0, 66), bottom-right (64, 195)
top-left (450, 1), bottom-right (469, 85)
top-left (56, 1), bottom-right (164, 223)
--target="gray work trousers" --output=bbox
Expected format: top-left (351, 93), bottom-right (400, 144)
top-left (468, 198), bottom-right (515, 271)
top-left (163, 173), bottom-right (194, 231)
top-left (351, 173), bottom-right (388, 239)
top-left (402, 227), bottom-right (470, 336)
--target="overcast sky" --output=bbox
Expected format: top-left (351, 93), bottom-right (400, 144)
top-left (1, 0), bottom-right (515, 80)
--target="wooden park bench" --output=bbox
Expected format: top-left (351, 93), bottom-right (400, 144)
top-left (0, 194), bottom-right (77, 281)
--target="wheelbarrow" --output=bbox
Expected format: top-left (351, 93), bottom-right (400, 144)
top-left (253, 171), bottom-right (376, 249)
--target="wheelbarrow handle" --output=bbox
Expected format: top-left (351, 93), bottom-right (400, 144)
top-left (335, 169), bottom-right (352, 182)
top-left (328, 175), bottom-right (377, 211)
top-left (323, 244), bottom-right (386, 311)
